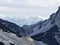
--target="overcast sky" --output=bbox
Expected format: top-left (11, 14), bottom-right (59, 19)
top-left (0, 0), bottom-right (60, 19)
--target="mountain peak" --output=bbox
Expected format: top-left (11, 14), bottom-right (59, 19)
top-left (31, 6), bottom-right (60, 45)
top-left (56, 6), bottom-right (60, 14)
top-left (54, 6), bottom-right (60, 30)
top-left (49, 6), bottom-right (60, 30)
top-left (58, 6), bottom-right (60, 11)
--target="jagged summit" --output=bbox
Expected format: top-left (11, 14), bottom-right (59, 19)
top-left (54, 6), bottom-right (60, 31)
top-left (31, 6), bottom-right (60, 45)
top-left (31, 6), bottom-right (60, 35)
top-left (57, 6), bottom-right (60, 12)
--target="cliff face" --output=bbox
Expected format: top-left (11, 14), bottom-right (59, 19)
top-left (31, 7), bottom-right (60, 45)
top-left (55, 7), bottom-right (60, 31)
top-left (0, 30), bottom-right (36, 45)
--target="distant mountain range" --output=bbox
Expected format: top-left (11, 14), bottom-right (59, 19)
top-left (0, 16), bottom-right (43, 26)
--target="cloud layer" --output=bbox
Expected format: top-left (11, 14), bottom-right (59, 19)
top-left (0, 0), bottom-right (60, 19)
top-left (0, 0), bottom-right (60, 7)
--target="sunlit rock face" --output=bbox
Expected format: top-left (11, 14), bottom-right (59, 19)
top-left (21, 37), bottom-right (35, 45)
top-left (0, 29), bottom-right (36, 45)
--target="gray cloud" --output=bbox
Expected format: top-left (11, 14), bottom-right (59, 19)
top-left (0, 0), bottom-right (60, 18)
